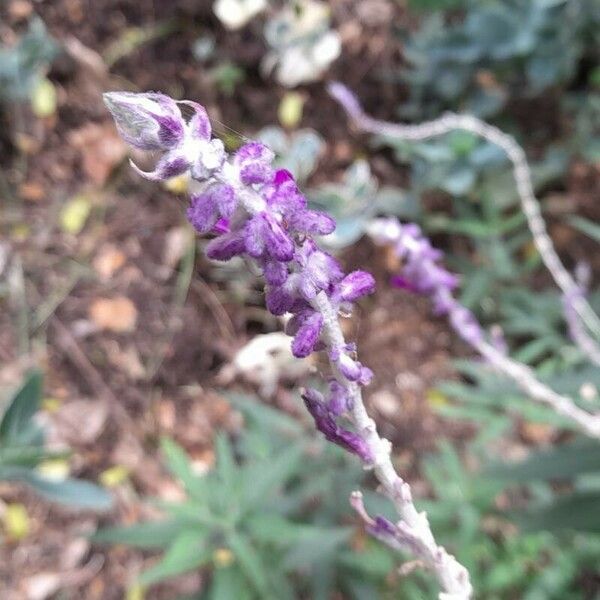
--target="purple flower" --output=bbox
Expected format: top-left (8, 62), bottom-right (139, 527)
top-left (205, 231), bottom-right (247, 261)
top-left (187, 184), bottom-right (236, 234)
top-left (333, 271), bottom-right (376, 303)
top-left (287, 311), bottom-right (324, 358)
top-left (302, 389), bottom-right (374, 462)
top-left (367, 516), bottom-right (398, 539)
top-left (244, 213), bottom-right (295, 262)
top-left (235, 142), bottom-right (275, 185)
top-left (327, 380), bottom-right (352, 415)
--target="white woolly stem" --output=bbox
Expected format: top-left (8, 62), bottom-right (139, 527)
top-left (232, 182), bottom-right (472, 596)
top-left (328, 82), bottom-right (600, 341)
top-left (312, 291), bottom-right (473, 599)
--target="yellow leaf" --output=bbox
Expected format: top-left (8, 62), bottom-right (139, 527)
top-left (37, 459), bottom-right (70, 481)
top-left (60, 195), bottom-right (92, 235)
top-left (42, 397), bottom-right (62, 413)
top-left (4, 503), bottom-right (30, 541)
top-left (426, 389), bottom-right (448, 408)
top-left (213, 547), bottom-right (234, 568)
top-left (31, 77), bottom-right (57, 118)
top-left (11, 224), bottom-right (30, 241)
top-left (278, 92), bottom-right (304, 129)
top-left (89, 297), bottom-right (138, 332)
top-left (126, 583), bottom-right (145, 600)
top-left (100, 465), bottom-right (130, 488)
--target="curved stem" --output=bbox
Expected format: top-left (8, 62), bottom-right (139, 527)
top-left (328, 82), bottom-right (600, 340)
top-left (312, 292), bottom-right (473, 599)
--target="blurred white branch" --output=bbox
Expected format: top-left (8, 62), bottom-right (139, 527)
top-left (328, 82), bottom-right (600, 341)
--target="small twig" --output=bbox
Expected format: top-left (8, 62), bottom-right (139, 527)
top-left (51, 317), bottom-right (144, 445)
top-left (328, 82), bottom-right (600, 341)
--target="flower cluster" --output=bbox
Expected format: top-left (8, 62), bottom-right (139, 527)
top-left (368, 218), bottom-right (483, 347)
top-left (104, 91), bottom-right (375, 459)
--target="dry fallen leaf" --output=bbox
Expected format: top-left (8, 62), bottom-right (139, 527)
top-left (163, 226), bottom-right (192, 269)
top-left (50, 400), bottom-right (108, 445)
top-left (19, 181), bottom-right (45, 202)
top-left (89, 297), bottom-right (138, 332)
top-left (93, 245), bottom-right (126, 280)
top-left (68, 122), bottom-right (127, 186)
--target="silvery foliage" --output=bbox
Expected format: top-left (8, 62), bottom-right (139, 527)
top-left (262, 0), bottom-right (341, 87)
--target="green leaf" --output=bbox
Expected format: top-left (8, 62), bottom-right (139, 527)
top-left (568, 216), bottom-right (600, 244)
top-left (138, 530), bottom-right (211, 586)
top-left (215, 433), bottom-right (237, 490)
top-left (515, 491), bottom-right (600, 533)
top-left (208, 565), bottom-right (254, 600)
top-left (0, 445), bottom-right (65, 468)
top-left (226, 530), bottom-right (270, 597)
top-left (239, 444), bottom-right (302, 511)
top-left (486, 439), bottom-right (600, 483)
top-left (5, 469), bottom-right (112, 509)
top-left (92, 519), bottom-right (185, 548)
top-left (0, 371), bottom-right (43, 444)
top-left (283, 526), bottom-right (352, 570)
top-left (160, 437), bottom-right (205, 499)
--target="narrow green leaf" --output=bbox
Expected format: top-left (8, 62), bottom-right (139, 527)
top-left (215, 433), bottom-right (237, 490)
top-left (515, 491), bottom-right (600, 533)
top-left (226, 530), bottom-right (270, 597)
top-left (209, 565), bottom-right (254, 600)
top-left (486, 439), bottom-right (600, 483)
top-left (160, 437), bottom-right (205, 499)
top-left (0, 371), bottom-right (43, 443)
top-left (3, 468), bottom-right (112, 509)
top-left (138, 530), bottom-right (211, 586)
top-left (239, 444), bottom-right (302, 511)
top-left (568, 216), bottom-right (600, 244)
top-left (92, 519), bottom-right (185, 548)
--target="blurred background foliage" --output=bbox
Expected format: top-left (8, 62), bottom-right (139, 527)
top-left (0, 0), bottom-right (599, 597)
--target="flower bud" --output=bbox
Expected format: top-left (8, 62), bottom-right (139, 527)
top-left (103, 91), bottom-right (185, 151)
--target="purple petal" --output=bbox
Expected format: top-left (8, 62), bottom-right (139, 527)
top-left (240, 162), bottom-right (274, 185)
top-left (205, 232), bottom-right (247, 261)
top-left (261, 214), bottom-right (294, 262)
top-left (335, 271), bottom-right (376, 302)
top-left (266, 282), bottom-right (297, 315)
top-left (263, 260), bottom-right (288, 286)
top-left (130, 153), bottom-right (189, 181)
top-left (291, 312), bottom-right (324, 358)
top-left (214, 185), bottom-right (237, 219)
top-left (235, 141), bottom-right (274, 165)
top-left (302, 390), bottom-right (374, 462)
top-left (212, 218), bottom-right (230, 235)
top-left (187, 192), bottom-right (219, 234)
top-left (274, 168), bottom-right (294, 184)
top-left (290, 209), bottom-right (336, 235)
top-left (179, 100), bottom-right (212, 140)
top-left (327, 380), bottom-right (351, 415)
top-left (367, 516), bottom-right (398, 539)
top-left (244, 215), bottom-right (266, 258)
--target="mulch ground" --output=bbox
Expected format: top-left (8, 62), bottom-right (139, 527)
top-left (0, 0), bottom-right (597, 598)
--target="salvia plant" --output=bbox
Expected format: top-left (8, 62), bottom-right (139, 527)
top-left (0, 372), bottom-right (112, 509)
top-left (398, 0), bottom-right (600, 120)
top-left (257, 125), bottom-right (325, 185)
top-left (307, 159), bottom-right (418, 250)
top-left (94, 394), bottom-right (399, 598)
top-left (103, 89), bottom-right (473, 597)
top-left (262, 0), bottom-right (341, 88)
top-left (0, 17), bottom-right (58, 104)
